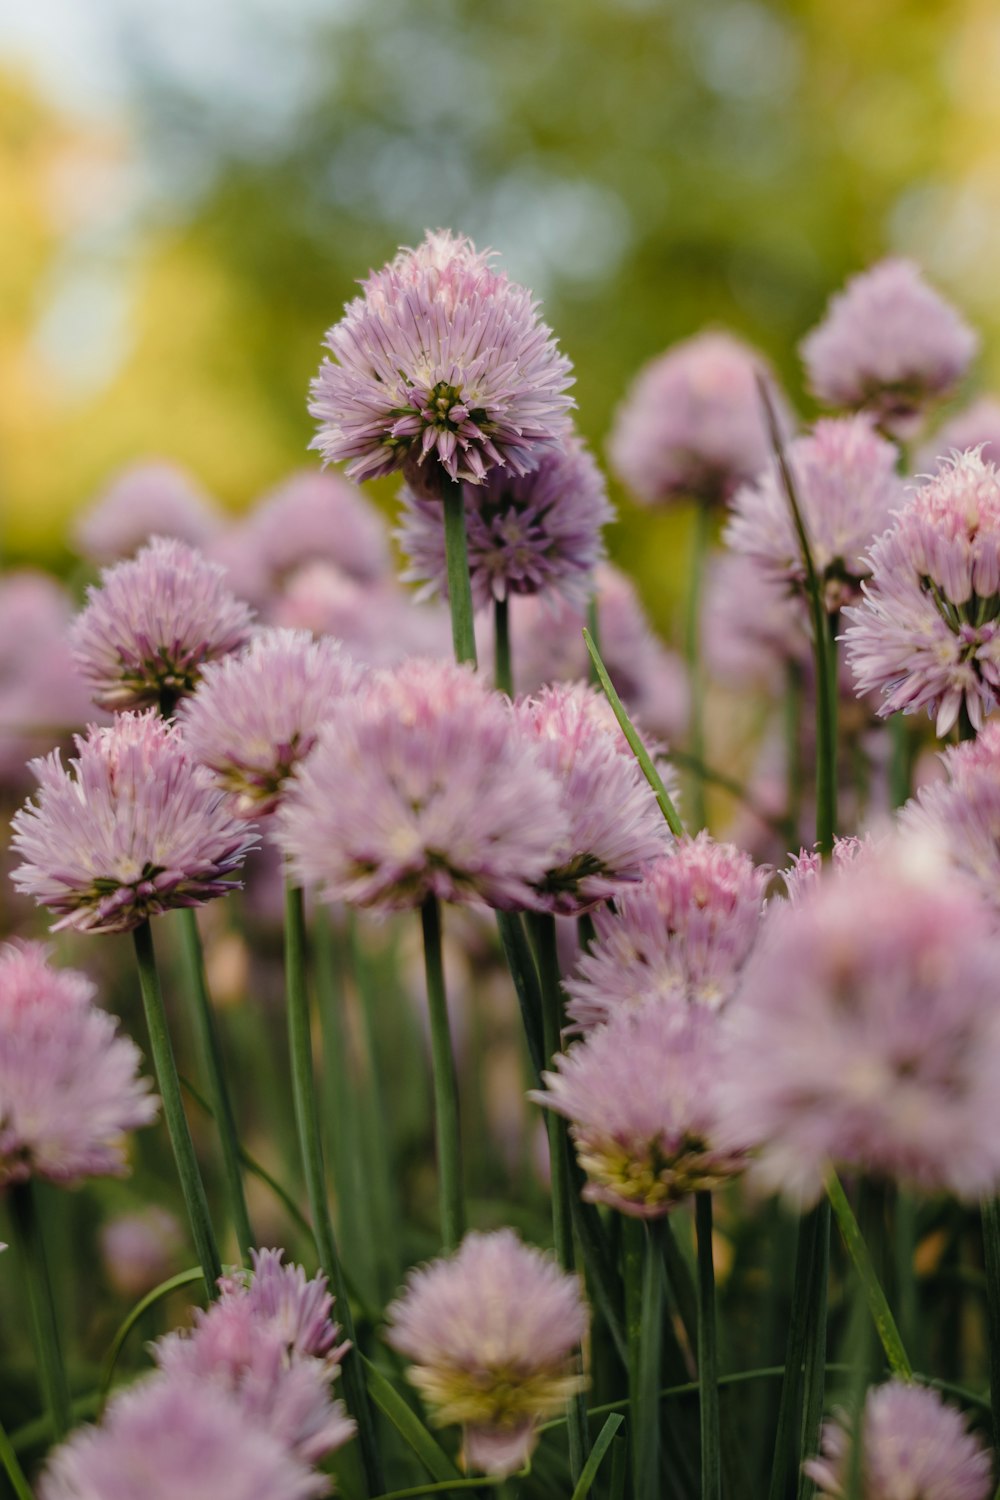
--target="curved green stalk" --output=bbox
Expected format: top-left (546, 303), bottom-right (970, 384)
top-left (0, 1415), bottom-right (33, 1500)
top-left (99, 1267), bottom-right (205, 1414)
top-left (420, 894), bottom-right (465, 1252)
top-left (826, 1170), bottom-right (912, 1379)
top-left (10, 1182), bottom-right (71, 1443)
top-left (442, 478), bottom-right (478, 666)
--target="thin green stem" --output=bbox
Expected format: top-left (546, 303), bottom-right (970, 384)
top-left (981, 1195), bottom-right (1000, 1450)
top-left (442, 478), bottom-right (478, 666)
top-left (495, 910), bottom-right (544, 1078)
top-left (419, 894), bottom-right (465, 1252)
top-left (494, 595), bottom-right (512, 696)
top-left (636, 1224), bottom-right (665, 1500)
top-left (826, 1170), bottom-right (912, 1380)
top-left (797, 1199), bottom-right (831, 1500)
top-left (586, 593), bottom-right (601, 686)
top-left (99, 1267), bottom-right (205, 1414)
top-left (10, 1182), bottom-right (71, 1443)
top-left (696, 1194), bottom-right (721, 1500)
top-left (0, 1413), bottom-right (33, 1500)
top-left (132, 920), bottom-right (222, 1295)
top-left (684, 503), bottom-right (711, 830)
top-left (767, 1203), bottom-right (826, 1500)
top-left (888, 717), bottom-right (911, 809)
top-left (623, 1217), bottom-right (645, 1498)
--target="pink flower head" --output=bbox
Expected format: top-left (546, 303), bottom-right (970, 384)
top-left (779, 833), bottom-right (879, 905)
top-left (271, 564), bottom-right (452, 669)
top-left (11, 711), bottom-right (257, 934)
top-left (725, 416), bottom-right (903, 611)
top-left (276, 659), bottom-right (568, 913)
top-left (565, 834), bottom-right (768, 1030)
top-left (397, 435), bottom-right (612, 610)
top-left (101, 1208), bottom-right (184, 1298)
top-left (608, 330), bottom-right (792, 507)
top-left (71, 537), bottom-right (255, 715)
top-left (309, 229), bottom-right (574, 493)
top-left (533, 1003), bottom-right (748, 1217)
top-left (805, 1381), bottom-right (992, 1500)
top-left (514, 681), bottom-right (671, 915)
top-left (917, 396), bottom-right (1000, 474)
top-left (718, 839), bottom-right (1000, 1203)
top-left (701, 552), bottom-right (809, 693)
top-left (842, 449), bottom-right (1000, 735)
top-left (385, 1229), bottom-right (588, 1476)
top-left (901, 720), bottom-right (1000, 917)
top-left (801, 258), bottom-right (978, 436)
top-left (73, 461), bottom-right (223, 564)
top-left (177, 629), bottom-right (365, 817)
top-left (0, 941), bottom-right (157, 1187)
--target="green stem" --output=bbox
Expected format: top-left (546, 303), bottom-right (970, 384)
top-left (826, 1171), bottom-right (912, 1379)
top-left (10, 1182), bottom-right (71, 1443)
top-left (283, 882), bottom-right (382, 1497)
top-left (495, 910), bottom-right (545, 1078)
top-left (636, 1224), bottom-right (665, 1500)
top-left (132, 920), bottom-right (222, 1295)
top-left (685, 503), bottom-right (711, 830)
top-left (586, 593), bottom-right (601, 686)
top-left (767, 1203), bottom-right (827, 1500)
top-left (442, 478), bottom-right (478, 666)
top-left (420, 894), bottom-right (465, 1252)
top-left (797, 1199), bottom-right (831, 1500)
top-left (981, 1195), bottom-right (1000, 1451)
top-left (99, 1267), bottom-right (205, 1414)
top-left (623, 1218), bottom-right (644, 1497)
top-left (696, 1194), bottom-right (721, 1500)
top-left (494, 595), bottom-right (512, 696)
top-left (0, 1413), bottom-right (33, 1500)
top-left (175, 908), bottom-right (254, 1263)
top-left (888, 717), bottom-right (911, 809)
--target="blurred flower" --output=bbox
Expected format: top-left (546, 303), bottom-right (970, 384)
top-left (701, 552), bottom-right (808, 693)
top-left (565, 834), bottom-right (768, 1030)
top-left (804, 1381), bottom-right (992, 1500)
top-left (533, 1003), bottom-right (747, 1216)
top-left (74, 461), bottom-right (223, 564)
top-left (276, 659), bottom-right (567, 913)
top-left (271, 564), bottom-right (452, 668)
top-left (917, 396), bottom-right (1000, 473)
top-left (779, 834), bottom-right (878, 904)
top-left (310, 229), bottom-right (574, 492)
top-left (842, 450), bottom-right (1000, 735)
top-left (178, 629), bottom-right (365, 817)
top-left (71, 538), bottom-right (254, 715)
top-left (800, 258), bottom-right (978, 436)
top-left (385, 1228), bottom-right (587, 1476)
top-left (11, 711), bottom-right (257, 934)
top-left (101, 1207), bottom-right (184, 1298)
top-left (608, 330), bottom-right (791, 507)
top-left (901, 720), bottom-right (1000, 917)
top-left (725, 416), bottom-right (903, 611)
top-left (0, 941), bottom-right (157, 1187)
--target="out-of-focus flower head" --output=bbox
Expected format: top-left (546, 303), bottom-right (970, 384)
top-left (917, 396), bottom-right (1000, 474)
top-left (100, 1207), bottom-right (184, 1299)
top-left (177, 629), bottom-right (364, 818)
top-left (385, 1228), bottom-right (587, 1476)
top-left (842, 449), bottom-right (1000, 735)
top-left (801, 258), bottom-right (978, 437)
top-left (565, 834), bottom-right (768, 1030)
top-left (608, 330), bottom-right (792, 507)
top-left (717, 837), bottom-right (1000, 1203)
top-left (271, 564), bottom-right (452, 668)
top-left (310, 229), bottom-right (574, 493)
top-left (11, 711), bottom-right (257, 934)
top-left (73, 461), bottom-right (223, 565)
top-left (0, 941), bottom-right (157, 1187)
top-left (901, 719), bottom-right (1000, 918)
top-left (805, 1380), bottom-right (992, 1500)
top-left (276, 659), bottom-right (568, 913)
top-left (725, 416), bottom-right (903, 611)
top-left (701, 551), bottom-right (809, 693)
top-left (779, 833), bottom-right (879, 905)
top-left (71, 537), bottom-right (255, 715)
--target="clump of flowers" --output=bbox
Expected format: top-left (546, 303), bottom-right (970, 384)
top-left (11, 711), bottom-right (257, 934)
top-left (917, 396), bottom-right (1000, 473)
top-left (901, 720), bottom-right (1000, 917)
top-left (70, 537), bottom-right (255, 714)
top-left (842, 449), bottom-right (1000, 735)
top-left (309, 229), bottom-right (574, 491)
top-left (73, 461), bottom-right (222, 564)
top-left (0, 941), bottom-right (158, 1187)
top-left (177, 629), bottom-right (365, 817)
top-left (385, 1229), bottom-right (588, 1475)
top-left (565, 834), bottom-right (768, 1030)
top-left (800, 257), bottom-right (978, 435)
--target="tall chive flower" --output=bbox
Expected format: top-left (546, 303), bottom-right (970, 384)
top-left (725, 416), bottom-right (903, 611)
top-left (514, 681), bottom-right (671, 915)
top-left (73, 461), bottom-right (222, 564)
top-left (309, 229), bottom-right (574, 492)
top-left (801, 258), bottom-right (978, 436)
top-left (717, 840), bottom-right (1000, 1204)
top-left (804, 1381), bottom-right (992, 1500)
top-left (177, 629), bottom-right (365, 817)
top-left (901, 720), bottom-right (1000, 917)
top-left (71, 537), bottom-right (255, 715)
top-left (11, 711), bottom-right (257, 934)
top-left (608, 330), bottom-right (791, 508)
top-left (385, 1229), bottom-right (588, 1476)
top-left (0, 942), bottom-right (158, 1187)
top-left (276, 658), bottom-right (568, 913)
top-left (532, 1003), bottom-right (748, 1217)
top-left (842, 449), bottom-right (1000, 735)
top-left (397, 436), bottom-right (613, 610)
top-left (564, 835), bottom-right (768, 1031)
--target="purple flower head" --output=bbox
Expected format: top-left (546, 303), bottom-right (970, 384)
top-left (565, 835), bottom-right (768, 1031)
top-left (272, 563), bottom-right (452, 669)
top-left (101, 1208), bottom-right (184, 1298)
top-left (177, 629), bottom-right (365, 817)
top-left (725, 416), bottom-right (903, 611)
top-left (701, 552), bottom-right (809, 693)
top-left (309, 229), bottom-right (574, 493)
top-left (73, 461), bottom-right (222, 564)
top-left (801, 258), bottom-right (979, 436)
top-left (385, 1228), bottom-right (588, 1476)
top-left (917, 396), bottom-right (1000, 474)
top-left (901, 720), bottom-right (1000, 918)
top-left (780, 834), bottom-right (879, 905)
top-left (40, 1376), bottom-right (327, 1500)
top-left (0, 941), bottom-right (157, 1187)
top-left (514, 681), bottom-right (671, 915)
top-left (71, 537), bottom-right (255, 715)
top-left (11, 711), bottom-right (258, 934)
top-left (842, 449), bottom-right (1000, 735)
top-left (805, 1380), bottom-right (992, 1500)
top-left (717, 838), bottom-right (1000, 1204)
top-left (276, 659), bottom-right (568, 913)
top-left (533, 1003), bottom-right (748, 1217)
top-left (397, 435), bottom-right (613, 610)
top-left (608, 330), bottom-right (792, 508)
